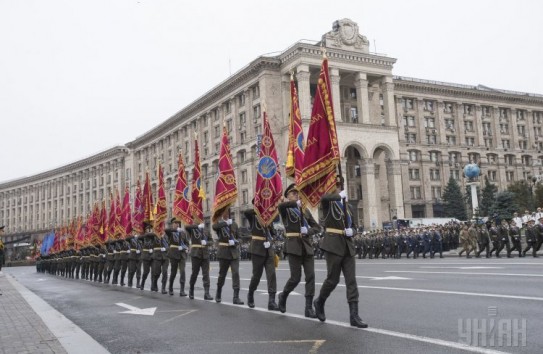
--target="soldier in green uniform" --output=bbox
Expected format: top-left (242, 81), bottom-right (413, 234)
top-left (244, 202), bottom-right (280, 311)
top-left (104, 241), bottom-right (115, 284)
top-left (277, 184), bottom-right (321, 317)
top-left (313, 176), bottom-right (367, 328)
top-left (112, 240), bottom-right (122, 285)
top-left (119, 238), bottom-right (130, 286)
top-left (212, 207), bottom-right (244, 305)
top-left (165, 218), bottom-right (189, 296)
top-left (139, 225), bottom-right (154, 290)
top-left (127, 234), bottom-right (142, 288)
top-left (508, 220), bottom-right (522, 257)
top-left (187, 222), bottom-right (213, 300)
top-left (97, 243), bottom-right (107, 282)
top-left (475, 223), bottom-right (490, 258)
top-left (151, 231), bottom-right (169, 294)
top-left (523, 218), bottom-right (538, 257)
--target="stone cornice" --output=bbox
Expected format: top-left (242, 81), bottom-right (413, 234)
top-left (127, 57), bottom-right (282, 149)
top-left (0, 146), bottom-right (128, 189)
top-left (394, 76), bottom-right (543, 106)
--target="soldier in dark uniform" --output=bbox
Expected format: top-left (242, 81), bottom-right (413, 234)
top-left (475, 223), bottom-right (491, 258)
top-left (187, 222), bottom-right (213, 300)
top-left (244, 202), bottom-right (280, 311)
top-left (151, 231), bottom-right (169, 294)
top-left (127, 234), bottom-right (142, 288)
top-left (508, 220), bottom-right (522, 257)
top-left (81, 247), bottom-right (90, 280)
top-left (488, 221), bottom-right (500, 257)
top-left (98, 243), bottom-right (107, 282)
top-left (139, 226), bottom-right (154, 290)
top-left (119, 238), bottom-right (130, 286)
top-left (212, 207), bottom-right (244, 305)
top-left (104, 241), bottom-right (115, 284)
top-left (496, 219), bottom-right (512, 258)
top-left (430, 227), bottom-right (443, 258)
top-left (74, 248), bottom-right (82, 279)
top-left (165, 218), bottom-right (189, 296)
top-left (523, 218), bottom-right (538, 257)
top-left (313, 176), bottom-right (367, 328)
top-left (112, 240), bottom-right (122, 284)
top-left (277, 184), bottom-right (321, 317)
top-left (534, 216), bottom-right (543, 256)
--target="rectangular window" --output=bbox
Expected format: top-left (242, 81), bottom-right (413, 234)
top-left (405, 133), bottom-right (416, 144)
top-left (427, 135), bottom-right (437, 144)
top-left (430, 169), bottom-right (441, 181)
top-left (409, 169), bottom-right (420, 180)
top-left (403, 98), bottom-right (414, 110)
top-left (409, 151), bottom-right (418, 161)
top-left (446, 136), bottom-right (456, 145)
top-left (350, 107), bottom-right (358, 123)
top-left (410, 186), bottom-right (421, 199)
top-left (431, 186), bottom-right (442, 199)
top-left (502, 139), bottom-right (510, 149)
top-left (443, 102), bottom-right (454, 113)
top-left (241, 170), bottom-right (247, 184)
top-left (349, 88), bottom-right (357, 99)
top-left (484, 138), bottom-right (493, 147)
top-left (424, 117), bottom-right (435, 128)
top-left (465, 137), bottom-right (475, 146)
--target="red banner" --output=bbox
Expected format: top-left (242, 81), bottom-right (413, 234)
top-left (143, 170), bottom-right (154, 223)
top-left (298, 56), bottom-right (340, 207)
top-left (154, 163), bottom-right (167, 236)
top-left (286, 75), bottom-right (305, 184)
top-left (191, 136), bottom-right (205, 223)
top-left (90, 202), bottom-right (101, 244)
top-left (212, 126), bottom-right (238, 222)
top-left (99, 200), bottom-right (107, 243)
top-left (173, 152), bottom-right (192, 224)
top-left (133, 179), bottom-right (144, 234)
top-left (121, 185), bottom-right (132, 237)
top-left (254, 112), bottom-right (283, 226)
top-left (107, 193), bottom-right (116, 240)
top-left (114, 189), bottom-right (124, 239)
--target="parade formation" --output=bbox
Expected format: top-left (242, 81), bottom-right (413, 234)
top-left (30, 53), bottom-right (543, 332)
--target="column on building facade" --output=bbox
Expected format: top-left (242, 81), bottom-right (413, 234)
top-left (510, 109), bottom-right (519, 152)
top-left (381, 76), bottom-right (396, 126)
top-left (354, 72), bottom-right (370, 124)
top-left (296, 65), bottom-right (311, 120)
top-left (475, 105), bottom-right (484, 151)
top-left (386, 159), bottom-right (404, 219)
top-left (456, 102), bottom-right (466, 150)
top-left (526, 109), bottom-right (535, 148)
top-left (416, 98), bottom-right (425, 144)
top-left (491, 106), bottom-right (501, 149)
top-left (436, 101), bottom-right (447, 144)
top-left (361, 159), bottom-right (379, 230)
top-left (329, 68), bottom-right (342, 122)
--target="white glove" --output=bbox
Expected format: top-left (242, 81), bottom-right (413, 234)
top-left (198, 223), bottom-right (205, 230)
top-left (345, 228), bottom-right (354, 237)
top-left (177, 227), bottom-right (184, 233)
top-left (136, 250), bottom-right (141, 254)
top-left (296, 200), bottom-right (302, 208)
top-left (127, 249), bottom-right (131, 253)
top-left (300, 226), bottom-right (308, 235)
top-left (101, 254), bottom-right (106, 258)
top-left (149, 249), bottom-right (153, 254)
top-left (226, 218), bottom-right (233, 225)
top-left (201, 240), bottom-right (207, 246)
top-left (339, 190), bottom-right (348, 200)
top-left (160, 247), bottom-right (166, 252)
top-left (228, 239), bottom-right (235, 246)
top-left (113, 250), bottom-right (117, 254)
top-left (263, 241), bottom-right (271, 249)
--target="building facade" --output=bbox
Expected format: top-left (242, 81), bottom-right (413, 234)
top-left (2, 18), bottom-right (543, 245)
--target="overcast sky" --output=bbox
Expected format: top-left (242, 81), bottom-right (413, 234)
top-left (1, 0), bottom-right (542, 183)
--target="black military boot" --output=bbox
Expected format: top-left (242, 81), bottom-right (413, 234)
top-left (150, 275), bottom-right (158, 292)
top-left (349, 302), bottom-right (368, 328)
top-left (189, 285), bottom-right (195, 299)
top-left (204, 287), bottom-right (214, 301)
top-left (247, 290), bottom-right (255, 308)
top-left (305, 296), bottom-right (317, 318)
top-left (313, 296), bottom-right (326, 322)
top-left (179, 282), bottom-right (187, 297)
top-left (268, 293), bottom-right (280, 311)
top-left (161, 279), bottom-right (168, 294)
top-left (233, 289), bottom-right (244, 305)
top-left (168, 279), bottom-right (174, 296)
top-left (215, 286), bottom-right (222, 303)
top-left (278, 291), bottom-right (288, 313)
top-left (136, 277), bottom-right (141, 289)
top-left (120, 273), bottom-right (126, 286)
top-left (127, 276), bottom-right (133, 288)
top-left (140, 275), bottom-right (147, 290)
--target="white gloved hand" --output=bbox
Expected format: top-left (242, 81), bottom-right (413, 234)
top-left (226, 218), bottom-right (233, 225)
top-left (127, 249), bottom-right (131, 253)
top-left (339, 190), bottom-right (348, 200)
top-left (136, 250), bottom-right (141, 254)
top-left (263, 241), bottom-right (271, 249)
top-left (345, 228), bottom-right (354, 237)
top-left (300, 226), bottom-right (308, 235)
top-left (177, 227), bottom-right (184, 233)
top-left (198, 223), bottom-right (205, 230)
top-left (201, 240), bottom-right (207, 246)
top-left (113, 250), bottom-right (117, 254)
top-left (161, 247), bottom-right (166, 252)
top-left (296, 200), bottom-right (302, 208)
top-left (228, 239), bottom-right (235, 246)
top-left (149, 249), bottom-right (153, 254)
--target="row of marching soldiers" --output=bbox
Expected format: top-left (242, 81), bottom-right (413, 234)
top-left (457, 218), bottom-right (543, 258)
top-left (36, 178), bottom-right (367, 329)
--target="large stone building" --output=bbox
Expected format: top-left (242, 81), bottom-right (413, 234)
top-left (2, 18), bottom-right (543, 247)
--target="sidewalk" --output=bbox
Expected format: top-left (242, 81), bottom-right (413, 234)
top-left (0, 271), bottom-right (67, 354)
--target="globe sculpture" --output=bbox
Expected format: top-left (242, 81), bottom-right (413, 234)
top-left (464, 163), bottom-right (480, 181)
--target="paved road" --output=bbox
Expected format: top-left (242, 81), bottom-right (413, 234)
top-left (5, 257), bottom-right (542, 354)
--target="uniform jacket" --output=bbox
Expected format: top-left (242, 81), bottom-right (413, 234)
top-left (278, 201), bottom-right (321, 257)
top-left (165, 228), bottom-right (189, 260)
top-left (212, 220), bottom-right (241, 260)
top-left (319, 193), bottom-right (357, 257)
top-left (244, 209), bottom-right (276, 257)
top-left (186, 224), bottom-right (210, 259)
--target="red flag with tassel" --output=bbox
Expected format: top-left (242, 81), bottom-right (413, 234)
top-left (212, 125), bottom-right (238, 222)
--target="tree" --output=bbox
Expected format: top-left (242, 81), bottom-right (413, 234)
top-left (534, 183), bottom-right (543, 209)
top-left (442, 177), bottom-right (467, 220)
top-left (507, 180), bottom-right (534, 212)
top-left (479, 176), bottom-right (497, 217)
top-left (489, 191), bottom-right (518, 221)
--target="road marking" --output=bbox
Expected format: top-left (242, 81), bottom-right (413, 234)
top-left (240, 287), bottom-right (301, 296)
top-left (6, 274), bottom-right (110, 354)
top-left (419, 266), bottom-right (504, 269)
top-left (356, 276), bottom-right (412, 280)
top-left (115, 302), bottom-right (157, 316)
top-left (386, 270), bottom-right (543, 277)
top-left (223, 339), bottom-right (326, 354)
top-left (159, 309), bottom-right (198, 324)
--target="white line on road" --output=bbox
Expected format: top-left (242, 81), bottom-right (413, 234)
top-left (6, 274), bottom-right (110, 354)
top-left (386, 270), bottom-right (543, 277)
top-left (419, 266), bottom-right (504, 269)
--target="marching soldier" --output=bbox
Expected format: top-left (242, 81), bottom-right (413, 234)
top-left (430, 227), bottom-right (443, 258)
top-left (277, 184), bottom-right (321, 317)
top-left (139, 226), bottom-right (154, 290)
top-left (212, 207), bottom-right (244, 305)
top-left (165, 218), bottom-right (189, 296)
top-left (535, 216), bottom-right (543, 256)
top-left (313, 176), bottom-right (367, 328)
top-left (151, 231), bottom-right (169, 294)
top-left (488, 221), bottom-right (500, 257)
top-left (187, 222), bottom-right (213, 300)
top-left (458, 224), bottom-right (473, 258)
top-left (104, 241), bottom-right (115, 284)
top-left (523, 218), bottom-right (538, 257)
top-left (508, 220), bottom-right (522, 257)
top-left (119, 238), bottom-right (130, 286)
top-left (127, 234), bottom-right (142, 288)
top-left (475, 223), bottom-right (491, 258)
top-left (244, 202), bottom-right (279, 311)
top-left (496, 219), bottom-right (512, 258)
top-left (112, 240), bottom-right (122, 284)
top-left (98, 243), bottom-right (107, 282)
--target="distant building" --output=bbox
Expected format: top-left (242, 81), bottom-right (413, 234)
top-left (1, 18), bottom-right (543, 243)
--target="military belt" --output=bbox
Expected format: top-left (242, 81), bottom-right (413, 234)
top-left (326, 228), bottom-right (345, 235)
top-left (120, 251), bottom-right (128, 254)
top-left (191, 245), bottom-right (204, 248)
top-left (169, 245), bottom-right (179, 249)
top-left (251, 236), bottom-right (266, 241)
top-left (153, 247), bottom-right (162, 251)
top-left (285, 232), bottom-right (301, 237)
top-left (130, 249), bottom-right (138, 252)
top-left (107, 253), bottom-right (114, 255)
top-left (142, 250), bottom-right (150, 252)
top-left (218, 242), bottom-right (231, 246)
